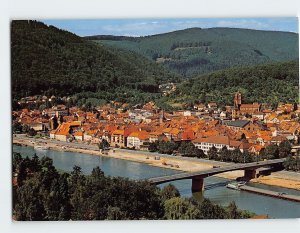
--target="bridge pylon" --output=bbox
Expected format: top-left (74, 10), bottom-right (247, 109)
top-left (244, 169), bottom-right (256, 180)
top-left (192, 176), bottom-right (204, 192)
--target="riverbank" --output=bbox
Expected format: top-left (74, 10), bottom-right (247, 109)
top-left (12, 137), bottom-right (300, 190)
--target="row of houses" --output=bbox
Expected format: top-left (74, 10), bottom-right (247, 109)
top-left (48, 117), bottom-right (298, 155)
top-left (13, 99), bottom-right (300, 155)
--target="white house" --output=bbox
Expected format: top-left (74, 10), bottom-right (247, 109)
top-left (192, 135), bottom-right (250, 154)
top-left (127, 131), bottom-right (150, 150)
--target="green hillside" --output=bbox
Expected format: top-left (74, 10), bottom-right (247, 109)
top-left (11, 20), bottom-right (178, 105)
top-left (11, 21), bottom-right (299, 110)
top-left (88, 27), bottom-right (299, 77)
top-left (165, 60), bottom-right (299, 108)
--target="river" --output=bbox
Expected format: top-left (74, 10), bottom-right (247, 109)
top-left (13, 145), bottom-right (300, 218)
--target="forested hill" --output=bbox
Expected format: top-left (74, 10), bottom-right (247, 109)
top-left (11, 20), bottom-right (178, 104)
top-left (88, 27), bottom-right (299, 77)
top-left (167, 60), bottom-right (299, 108)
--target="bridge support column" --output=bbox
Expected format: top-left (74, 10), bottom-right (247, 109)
top-left (192, 176), bottom-right (204, 192)
top-left (244, 169), bottom-right (256, 180)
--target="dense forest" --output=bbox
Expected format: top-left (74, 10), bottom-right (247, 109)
top-left (90, 27), bottom-right (299, 77)
top-left (165, 60), bottom-right (299, 108)
top-left (11, 21), bottom-right (299, 110)
top-left (11, 20), bottom-right (178, 106)
top-left (12, 153), bottom-right (254, 220)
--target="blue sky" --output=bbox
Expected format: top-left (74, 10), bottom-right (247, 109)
top-left (42, 18), bottom-right (298, 37)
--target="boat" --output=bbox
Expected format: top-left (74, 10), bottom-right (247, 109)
top-left (226, 182), bottom-right (246, 190)
top-left (34, 145), bottom-right (49, 150)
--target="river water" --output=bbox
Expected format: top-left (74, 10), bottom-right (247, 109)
top-left (13, 145), bottom-right (300, 218)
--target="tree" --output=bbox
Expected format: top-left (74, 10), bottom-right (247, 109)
top-left (199, 91), bottom-right (208, 104)
top-left (57, 173), bottom-right (71, 220)
top-left (221, 147), bottom-right (232, 162)
top-left (231, 148), bottom-right (243, 163)
top-left (148, 141), bottom-right (158, 152)
top-left (284, 154), bottom-right (300, 171)
top-left (12, 122), bottom-right (23, 133)
top-left (12, 152), bottom-right (23, 172)
top-left (69, 166), bottom-right (86, 220)
top-left (160, 184), bottom-right (180, 202)
top-left (196, 149), bottom-right (206, 158)
top-left (262, 144), bottom-right (279, 160)
top-left (14, 155), bottom-right (71, 221)
top-left (98, 139), bottom-right (110, 150)
top-left (14, 177), bottom-right (45, 220)
top-left (106, 206), bottom-right (126, 220)
top-left (91, 166), bottom-right (105, 181)
top-left (13, 154), bottom-right (254, 220)
top-left (163, 197), bottom-right (199, 220)
top-left (197, 198), bottom-right (227, 219)
top-left (242, 151), bottom-right (254, 163)
top-left (178, 141), bottom-right (199, 157)
top-left (28, 127), bottom-right (37, 137)
top-left (69, 165), bottom-right (85, 190)
top-left (22, 124), bottom-right (30, 133)
top-left (158, 141), bottom-right (178, 154)
top-left (226, 201), bottom-right (240, 219)
top-left (208, 146), bottom-right (218, 160)
top-left (219, 146), bottom-right (229, 162)
top-left (16, 159), bottom-right (28, 186)
top-left (30, 154), bottom-right (42, 172)
top-left (278, 140), bottom-right (291, 158)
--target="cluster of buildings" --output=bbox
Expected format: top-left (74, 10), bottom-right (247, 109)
top-left (13, 93), bottom-right (300, 155)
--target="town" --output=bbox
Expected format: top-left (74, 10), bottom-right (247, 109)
top-left (9, 18), bottom-right (300, 222)
top-left (12, 92), bottom-right (300, 161)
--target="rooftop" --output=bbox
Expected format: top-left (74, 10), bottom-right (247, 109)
top-left (223, 120), bottom-right (250, 128)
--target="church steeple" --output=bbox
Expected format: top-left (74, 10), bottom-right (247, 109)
top-left (233, 92), bottom-right (242, 119)
top-left (234, 91), bottom-right (242, 110)
top-left (160, 109), bottom-right (165, 124)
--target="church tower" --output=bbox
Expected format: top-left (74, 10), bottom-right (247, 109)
top-left (160, 109), bottom-right (165, 124)
top-left (232, 92), bottom-right (242, 119)
top-left (234, 92), bottom-right (242, 110)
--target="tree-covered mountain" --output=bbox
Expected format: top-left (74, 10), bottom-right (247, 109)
top-left (165, 60), bottom-right (299, 108)
top-left (11, 21), bottom-right (299, 110)
top-left (88, 27), bottom-right (299, 77)
top-left (11, 20), bottom-right (178, 105)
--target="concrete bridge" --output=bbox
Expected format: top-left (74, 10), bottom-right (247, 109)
top-left (149, 158), bottom-right (285, 192)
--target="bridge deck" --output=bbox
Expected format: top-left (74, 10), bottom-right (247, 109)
top-left (149, 159), bottom-right (285, 184)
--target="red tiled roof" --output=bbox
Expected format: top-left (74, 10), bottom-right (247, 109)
top-left (128, 131), bottom-right (150, 140)
top-left (112, 129), bottom-right (125, 135)
top-left (55, 123), bottom-right (70, 136)
top-left (193, 135), bottom-right (231, 145)
top-left (181, 130), bottom-right (196, 140)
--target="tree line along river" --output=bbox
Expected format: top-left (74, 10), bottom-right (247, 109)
top-left (13, 145), bottom-right (300, 219)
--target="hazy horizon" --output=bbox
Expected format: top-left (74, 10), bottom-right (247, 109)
top-left (41, 18), bottom-right (299, 37)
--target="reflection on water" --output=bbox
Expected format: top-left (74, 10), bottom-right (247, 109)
top-left (13, 145), bottom-right (300, 218)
